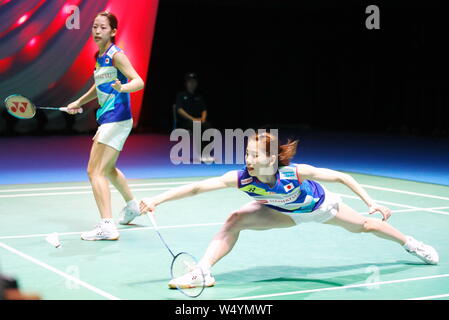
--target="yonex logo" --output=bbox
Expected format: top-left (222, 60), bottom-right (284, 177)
top-left (10, 102), bottom-right (28, 113)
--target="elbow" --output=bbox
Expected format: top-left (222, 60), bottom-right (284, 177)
top-left (190, 183), bottom-right (200, 196)
top-left (338, 173), bottom-right (351, 184)
top-left (137, 78), bottom-right (144, 91)
top-left (131, 78), bottom-right (144, 92)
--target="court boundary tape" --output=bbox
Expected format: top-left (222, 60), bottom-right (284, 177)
top-left (229, 273), bottom-right (449, 300)
top-left (0, 203), bottom-right (448, 240)
top-left (1, 180), bottom-right (448, 300)
top-left (2, 184), bottom-right (449, 218)
top-left (0, 179), bottom-right (448, 202)
top-left (407, 293), bottom-right (449, 300)
top-left (0, 242), bottom-right (120, 300)
top-left (0, 181), bottom-right (199, 193)
top-left (0, 222), bottom-right (224, 240)
top-left (334, 193), bottom-right (449, 216)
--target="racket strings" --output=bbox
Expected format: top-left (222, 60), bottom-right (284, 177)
top-left (171, 253), bottom-right (205, 297)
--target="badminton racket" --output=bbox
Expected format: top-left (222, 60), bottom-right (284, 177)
top-left (146, 212), bottom-right (205, 298)
top-left (3, 94), bottom-right (82, 119)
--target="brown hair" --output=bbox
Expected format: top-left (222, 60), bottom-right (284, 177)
top-left (94, 11), bottom-right (118, 59)
top-left (249, 132), bottom-right (299, 166)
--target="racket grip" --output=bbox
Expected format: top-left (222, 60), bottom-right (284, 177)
top-left (147, 212), bottom-right (158, 229)
top-left (60, 107), bottom-right (83, 114)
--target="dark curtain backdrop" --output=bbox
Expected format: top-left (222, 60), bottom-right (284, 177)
top-left (139, 0), bottom-right (449, 137)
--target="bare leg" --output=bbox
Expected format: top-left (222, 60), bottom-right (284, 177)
top-left (87, 141), bottom-right (123, 218)
top-left (106, 166), bottom-right (134, 203)
top-left (200, 202), bottom-right (296, 268)
top-left (324, 202), bottom-right (407, 245)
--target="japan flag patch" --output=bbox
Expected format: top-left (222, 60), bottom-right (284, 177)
top-left (284, 183), bottom-right (294, 192)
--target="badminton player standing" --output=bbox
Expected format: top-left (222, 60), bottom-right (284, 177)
top-left (67, 12), bottom-right (144, 240)
top-left (139, 132), bottom-right (439, 288)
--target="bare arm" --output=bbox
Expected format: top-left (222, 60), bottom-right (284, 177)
top-left (66, 84), bottom-right (97, 114)
top-left (297, 164), bottom-right (375, 206)
top-left (177, 107), bottom-right (196, 121)
top-left (111, 52), bottom-right (144, 93)
top-left (297, 164), bottom-right (391, 220)
top-left (139, 171), bottom-right (238, 214)
top-left (201, 110), bottom-right (207, 122)
top-left (77, 84), bottom-right (97, 105)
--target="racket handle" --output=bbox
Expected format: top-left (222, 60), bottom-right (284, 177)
top-left (147, 212), bottom-right (158, 229)
top-left (60, 107), bottom-right (83, 114)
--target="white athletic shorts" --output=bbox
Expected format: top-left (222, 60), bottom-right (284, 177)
top-left (93, 119), bottom-right (133, 151)
top-left (288, 186), bottom-right (342, 224)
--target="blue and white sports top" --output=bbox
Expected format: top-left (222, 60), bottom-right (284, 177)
top-left (94, 44), bottom-right (132, 125)
top-left (237, 164), bottom-right (326, 213)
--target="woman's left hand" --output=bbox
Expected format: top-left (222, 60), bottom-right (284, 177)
top-left (368, 203), bottom-right (392, 221)
top-left (111, 79), bottom-right (122, 92)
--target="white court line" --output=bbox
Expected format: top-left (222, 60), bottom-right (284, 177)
top-left (0, 187), bottom-right (174, 198)
top-left (335, 193), bottom-right (449, 216)
top-left (1, 179), bottom-right (448, 203)
top-left (229, 273), bottom-right (449, 300)
top-left (361, 184), bottom-right (449, 202)
top-left (0, 205), bottom-right (446, 241)
top-left (0, 195), bottom-right (448, 240)
top-left (407, 293), bottom-right (449, 300)
top-left (0, 242), bottom-right (120, 300)
top-left (358, 206), bottom-right (449, 215)
top-left (0, 181), bottom-right (198, 193)
top-left (0, 222), bottom-right (224, 240)
top-left (1, 184), bottom-right (449, 217)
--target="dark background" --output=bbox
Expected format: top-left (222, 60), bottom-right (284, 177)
top-left (139, 0), bottom-right (449, 137)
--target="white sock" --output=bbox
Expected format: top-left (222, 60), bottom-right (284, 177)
top-left (198, 260), bottom-right (212, 275)
top-left (101, 218), bottom-right (115, 228)
top-left (126, 199), bottom-right (138, 208)
top-left (403, 236), bottom-right (415, 250)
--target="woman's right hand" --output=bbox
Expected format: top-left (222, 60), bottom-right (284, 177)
top-left (140, 198), bottom-right (157, 215)
top-left (66, 100), bottom-right (82, 115)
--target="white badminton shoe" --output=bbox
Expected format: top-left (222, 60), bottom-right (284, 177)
top-left (81, 221), bottom-right (120, 241)
top-left (168, 268), bottom-right (216, 289)
top-left (403, 236), bottom-right (439, 265)
top-left (119, 200), bottom-right (141, 225)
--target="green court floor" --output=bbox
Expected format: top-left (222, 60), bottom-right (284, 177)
top-left (0, 172), bottom-right (448, 300)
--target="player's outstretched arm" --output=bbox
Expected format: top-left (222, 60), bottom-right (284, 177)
top-left (66, 84), bottom-right (97, 114)
top-left (296, 164), bottom-right (391, 220)
top-left (139, 171), bottom-right (238, 214)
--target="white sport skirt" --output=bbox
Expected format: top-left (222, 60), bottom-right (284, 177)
top-left (93, 119), bottom-right (133, 151)
top-left (288, 186), bottom-right (342, 224)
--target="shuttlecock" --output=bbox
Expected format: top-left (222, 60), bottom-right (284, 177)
top-left (46, 232), bottom-right (62, 248)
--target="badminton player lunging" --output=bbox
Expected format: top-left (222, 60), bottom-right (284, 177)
top-left (139, 132), bottom-right (439, 288)
top-left (67, 12), bottom-right (144, 240)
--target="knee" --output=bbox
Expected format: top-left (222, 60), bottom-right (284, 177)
top-left (362, 218), bottom-right (382, 233)
top-left (87, 165), bottom-right (97, 179)
top-left (223, 211), bottom-right (246, 232)
top-left (104, 167), bottom-right (116, 178)
top-left (87, 164), bottom-right (111, 179)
